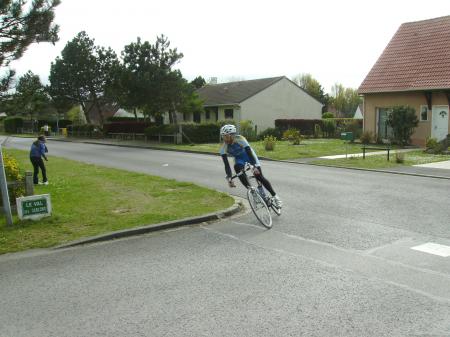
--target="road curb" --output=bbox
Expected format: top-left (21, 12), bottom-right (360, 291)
top-left (278, 160), bottom-right (450, 180)
top-left (53, 198), bottom-right (244, 249)
top-left (49, 137), bottom-right (221, 157)
top-left (49, 137), bottom-right (450, 180)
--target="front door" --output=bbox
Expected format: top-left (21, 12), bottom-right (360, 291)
top-left (431, 105), bottom-right (449, 141)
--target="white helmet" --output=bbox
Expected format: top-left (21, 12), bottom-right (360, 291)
top-left (220, 124), bottom-right (237, 137)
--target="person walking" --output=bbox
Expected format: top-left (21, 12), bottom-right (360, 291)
top-left (29, 135), bottom-right (49, 185)
top-left (43, 124), bottom-right (49, 136)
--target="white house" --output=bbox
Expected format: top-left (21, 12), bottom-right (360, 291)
top-left (190, 76), bottom-right (323, 132)
top-left (353, 106), bottom-right (363, 119)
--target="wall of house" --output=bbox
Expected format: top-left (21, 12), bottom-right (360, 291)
top-left (240, 78), bottom-right (322, 132)
top-left (363, 91), bottom-right (449, 146)
top-left (183, 106), bottom-right (240, 124)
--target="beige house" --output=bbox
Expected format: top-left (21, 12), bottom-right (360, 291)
top-left (358, 15), bottom-right (450, 146)
top-left (190, 76), bottom-right (322, 133)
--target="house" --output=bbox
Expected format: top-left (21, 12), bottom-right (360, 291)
top-left (353, 106), bottom-right (363, 119)
top-left (191, 76), bottom-right (323, 133)
top-left (113, 108), bottom-right (145, 119)
top-left (358, 15), bottom-right (450, 146)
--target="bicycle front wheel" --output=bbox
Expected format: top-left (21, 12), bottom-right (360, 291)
top-left (247, 188), bottom-right (272, 229)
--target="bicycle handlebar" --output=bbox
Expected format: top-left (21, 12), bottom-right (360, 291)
top-left (228, 163), bottom-right (254, 181)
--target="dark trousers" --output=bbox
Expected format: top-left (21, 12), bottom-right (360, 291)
top-left (234, 164), bottom-right (276, 196)
top-left (30, 157), bottom-right (47, 184)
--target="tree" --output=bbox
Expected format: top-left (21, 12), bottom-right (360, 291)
top-left (190, 76), bottom-right (206, 89)
top-left (14, 71), bottom-right (50, 119)
top-left (344, 88), bottom-right (362, 117)
top-left (115, 35), bottom-right (185, 124)
top-left (292, 73), bottom-right (329, 112)
top-left (328, 83), bottom-right (362, 117)
top-left (387, 105), bottom-right (419, 146)
top-left (0, 0), bottom-right (60, 95)
top-left (48, 31), bottom-right (119, 125)
top-left (330, 83), bottom-right (346, 116)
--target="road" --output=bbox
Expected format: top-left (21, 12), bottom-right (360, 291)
top-left (1, 137), bottom-right (450, 336)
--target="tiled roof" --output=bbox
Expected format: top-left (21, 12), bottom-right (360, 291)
top-left (196, 76), bottom-right (285, 106)
top-left (358, 15), bottom-right (450, 94)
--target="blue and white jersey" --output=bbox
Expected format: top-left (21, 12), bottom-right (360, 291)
top-left (219, 135), bottom-right (260, 166)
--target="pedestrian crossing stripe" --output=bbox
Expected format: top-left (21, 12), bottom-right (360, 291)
top-left (411, 243), bottom-right (450, 257)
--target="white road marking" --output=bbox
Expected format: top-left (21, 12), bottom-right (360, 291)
top-left (411, 243), bottom-right (450, 257)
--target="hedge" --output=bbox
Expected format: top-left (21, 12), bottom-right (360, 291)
top-left (103, 121), bottom-right (153, 134)
top-left (107, 116), bottom-right (146, 122)
top-left (275, 119), bottom-right (323, 136)
top-left (145, 122), bottom-right (223, 144)
top-left (275, 118), bottom-right (363, 138)
top-left (4, 116), bottom-right (24, 133)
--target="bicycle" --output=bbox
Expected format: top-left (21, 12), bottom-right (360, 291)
top-left (230, 163), bottom-right (281, 229)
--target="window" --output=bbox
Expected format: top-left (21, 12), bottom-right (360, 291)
top-left (420, 105), bottom-right (429, 121)
top-left (224, 108), bottom-right (233, 119)
top-left (193, 112), bottom-right (201, 123)
top-left (377, 108), bottom-right (393, 139)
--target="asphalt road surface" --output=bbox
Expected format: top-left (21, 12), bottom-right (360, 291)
top-left (1, 137), bottom-right (450, 336)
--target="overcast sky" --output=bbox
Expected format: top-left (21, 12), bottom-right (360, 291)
top-left (9, 0), bottom-right (450, 94)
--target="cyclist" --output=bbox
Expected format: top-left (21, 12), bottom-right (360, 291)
top-left (220, 124), bottom-right (282, 208)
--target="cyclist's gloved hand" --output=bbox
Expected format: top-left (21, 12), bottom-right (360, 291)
top-left (252, 167), bottom-right (260, 176)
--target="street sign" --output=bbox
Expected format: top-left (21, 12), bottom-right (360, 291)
top-left (16, 194), bottom-right (52, 220)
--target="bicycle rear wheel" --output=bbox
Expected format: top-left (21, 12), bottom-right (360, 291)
top-left (247, 188), bottom-right (272, 229)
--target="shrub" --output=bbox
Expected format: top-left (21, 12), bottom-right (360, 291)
top-left (387, 105), bottom-right (419, 146)
top-left (263, 136), bottom-right (277, 151)
top-left (425, 137), bottom-right (444, 154)
top-left (4, 116), bottom-right (24, 133)
top-left (68, 124), bottom-right (101, 137)
top-left (107, 116), bottom-right (145, 122)
top-left (145, 123), bottom-right (221, 144)
top-left (257, 127), bottom-right (282, 141)
top-left (322, 112), bottom-right (334, 119)
top-left (1, 153), bottom-right (25, 205)
top-left (181, 123), bottom-right (221, 143)
top-left (395, 151), bottom-right (405, 164)
top-left (360, 131), bottom-right (373, 145)
top-left (145, 124), bottom-right (178, 136)
top-left (275, 119), bottom-right (323, 136)
top-left (239, 120), bottom-right (257, 141)
top-left (322, 119), bottom-right (336, 138)
top-left (282, 128), bottom-right (303, 145)
top-left (103, 121), bottom-right (152, 134)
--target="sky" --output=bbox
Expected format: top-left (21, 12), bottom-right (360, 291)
top-left (8, 0), bottom-right (450, 94)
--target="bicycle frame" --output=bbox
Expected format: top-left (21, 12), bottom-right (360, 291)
top-left (230, 164), bottom-right (270, 204)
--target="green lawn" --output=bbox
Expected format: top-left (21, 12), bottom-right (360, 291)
top-left (310, 151), bottom-right (450, 169)
top-left (156, 139), bottom-right (389, 160)
top-left (0, 149), bottom-right (234, 254)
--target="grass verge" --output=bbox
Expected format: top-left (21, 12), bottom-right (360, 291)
top-left (310, 150), bottom-right (450, 169)
top-left (0, 149), bottom-right (234, 254)
top-left (155, 139), bottom-right (388, 160)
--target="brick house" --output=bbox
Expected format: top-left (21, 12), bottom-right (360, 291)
top-left (358, 15), bottom-right (450, 146)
